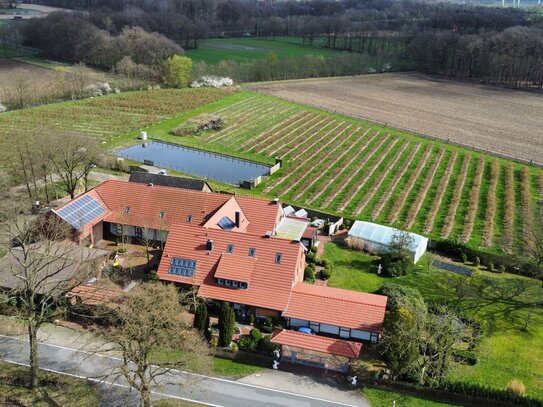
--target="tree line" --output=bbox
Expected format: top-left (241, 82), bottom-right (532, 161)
top-left (9, 0), bottom-right (543, 88)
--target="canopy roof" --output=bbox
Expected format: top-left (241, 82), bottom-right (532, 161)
top-left (348, 221), bottom-right (428, 250)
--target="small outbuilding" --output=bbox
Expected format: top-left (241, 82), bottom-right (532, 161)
top-left (347, 221), bottom-right (428, 263)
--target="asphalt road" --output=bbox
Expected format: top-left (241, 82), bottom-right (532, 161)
top-left (0, 335), bottom-right (364, 407)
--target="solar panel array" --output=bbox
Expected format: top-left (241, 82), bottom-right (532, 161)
top-left (169, 257), bottom-right (197, 277)
top-left (217, 216), bottom-right (236, 231)
top-left (56, 195), bottom-right (106, 229)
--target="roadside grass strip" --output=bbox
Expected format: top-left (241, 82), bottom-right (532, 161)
top-left (441, 154), bottom-right (472, 239)
top-left (353, 141), bottom-right (411, 216)
top-left (404, 148), bottom-right (446, 229)
top-left (371, 143), bottom-right (422, 221)
top-left (460, 156), bottom-right (486, 242)
top-left (338, 137), bottom-right (400, 213)
top-left (323, 133), bottom-right (391, 210)
top-left (423, 151), bottom-right (458, 234)
top-left (387, 144), bottom-right (434, 224)
top-left (290, 126), bottom-right (362, 201)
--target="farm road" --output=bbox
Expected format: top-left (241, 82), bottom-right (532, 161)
top-left (252, 73), bottom-right (543, 166)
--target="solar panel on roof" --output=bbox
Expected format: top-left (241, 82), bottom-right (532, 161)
top-left (168, 257), bottom-right (197, 277)
top-left (217, 216), bottom-right (236, 231)
top-left (56, 195), bottom-right (106, 229)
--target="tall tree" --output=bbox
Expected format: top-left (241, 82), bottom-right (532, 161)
top-left (218, 301), bottom-right (235, 347)
top-left (0, 213), bottom-right (95, 389)
top-left (101, 282), bottom-right (211, 407)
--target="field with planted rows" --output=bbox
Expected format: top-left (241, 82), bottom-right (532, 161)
top-left (181, 92), bottom-right (543, 254)
top-left (0, 88), bottom-right (230, 147)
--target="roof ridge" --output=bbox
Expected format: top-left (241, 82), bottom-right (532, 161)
top-left (294, 285), bottom-right (386, 307)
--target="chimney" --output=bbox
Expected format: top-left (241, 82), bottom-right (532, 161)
top-left (206, 239), bottom-right (213, 251)
top-left (148, 183), bottom-right (154, 187)
top-left (272, 197), bottom-right (279, 205)
top-left (235, 210), bottom-right (241, 228)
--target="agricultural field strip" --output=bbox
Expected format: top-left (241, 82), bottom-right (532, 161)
top-left (276, 121), bottom-right (347, 160)
top-left (322, 133), bottom-right (391, 209)
top-left (290, 126), bottom-right (362, 201)
top-left (264, 122), bottom-right (353, 194)
top-left (226, 108), bottom-right (305, 148)
top-left (210, 104), bottom-right (297, 145)
top-left (285, 121), bottom-right (351, 160)
top-left (274, 123), bottom-right (357, 198)
top-left (387, 145), bottom-right (434, 224)
top-left (441, 155), bottom-right (472, 239)
top-left (520, 168), bottom-right (534, 253)
top-left (251, 114), bottom-right (328, 154)
top-left (258, 116), bottom-right (335, 156)
top-left (371, 143), bottom-right (423, 221)
top-left (203, 100), bottom-right (280, 142)
top-left (423, 151), bottom-right (458, 234)
top-left (403, 148), bottom-right (446, 229)
top-left (243, 112), bottom-right (316, 151)
top-left (352, 141), bottom-right (412, 216)
top-left (306, 129), bottom-right (376, 205)
top-left (213, 96), bottom-right (258, 114)
top-left (460, 156), bottom-right (485, 243)
top-left (338, 137), bottom-right (401, 212)
top-left (502, 164), bottom-right (516, 253)
top-left (481, 160), bottom-right (500, 247)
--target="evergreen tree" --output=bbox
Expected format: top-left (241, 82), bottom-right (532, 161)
top-left (218, 302), bottom-right (235, 347)
top-left (193, 303), bottom-right (210, 339)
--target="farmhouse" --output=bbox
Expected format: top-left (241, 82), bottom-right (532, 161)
top-left (51, 180), bottom-right (387, 369)
top-left (348, 220), bottom-right (429, 263)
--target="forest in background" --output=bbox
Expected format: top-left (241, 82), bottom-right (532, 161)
top-left (3, 0), bottom-right (543, 87)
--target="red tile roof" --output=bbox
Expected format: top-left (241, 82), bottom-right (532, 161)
top-left (54, 189), bottom-right (111, 232)
top-left (283, 283), bottom-right (387, 332)
top-left (89, 180), bottom-right (281, 235)
top-left (214, 253), bottom-right (255, 283)
top-left (157, 224), bottom-right (305, 311)
top-left (68, 284), bottom-right (123, 306)
top-left (302, 226), bottom-right (318, 239)
top-left (271, 329), bottom-right (362, 359)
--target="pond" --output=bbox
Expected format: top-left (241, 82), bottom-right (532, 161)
top-left (114, 141), bottom-right (271, 185)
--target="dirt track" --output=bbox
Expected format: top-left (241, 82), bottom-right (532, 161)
top-left (251, 73), bottom-right (543, 165)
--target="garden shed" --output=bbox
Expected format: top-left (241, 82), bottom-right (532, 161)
top-left (347, 221), bottom-right (428, 263)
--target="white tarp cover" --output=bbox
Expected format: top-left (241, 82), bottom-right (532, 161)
top-left (348, 221), bottom-right (428, 263)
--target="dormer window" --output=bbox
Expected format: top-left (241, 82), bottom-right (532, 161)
top-left (124, 207), bottom-right (130, 214)
top-left (225, 279), bottom-right (232, 286)
top-left (275, 253), bottom-right (282, 264)
top-left (248, 248), bottom-right (256, 257)
top-left (186, 215), bottom-right (192, 223)
top-left (232, 281), bottom-right (239, 287)
top-left (226, 244), bottom-right (234, 253)
top-left (239, 282), bottom-right (247, 289)
top-left (159, 211), bottom-right (165, 218)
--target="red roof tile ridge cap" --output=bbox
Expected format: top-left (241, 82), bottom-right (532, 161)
top-left (234, 194), bottom-right (277, 204)
top-left (293, 284), bottom-right (387, 308)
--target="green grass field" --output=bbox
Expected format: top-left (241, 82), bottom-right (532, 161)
top-left (186, 38), bottom-right (344, 64)
top-left (363, 388), bottom-right (457, 407)
top-left (139, 90), bottom-right (543, 256)
top-left (322, 242), bottom-right (543, 400)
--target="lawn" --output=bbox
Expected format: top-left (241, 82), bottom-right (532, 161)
top-left (322, 242), bottom-right (543, 400)
top-left (0, 360), bottom-right (99, 406)
top-left (363, 388), bottom-right (457, 407)
top-left (185, 37), bottom-right (344, 64)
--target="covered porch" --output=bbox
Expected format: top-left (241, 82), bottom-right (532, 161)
top-left (271, 329), bottom-right (362, 373)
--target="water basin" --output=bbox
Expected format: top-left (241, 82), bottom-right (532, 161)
top-left (114, 141), bottom-right (270, 185)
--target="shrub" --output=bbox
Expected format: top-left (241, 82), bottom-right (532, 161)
top-left (191, 75), bottom-right (234, 88)
top-left (260, 325), bottom-right (273, 333)
top-left (304, 266), bottom-right (316, 283)
top-left (320, 267), bottom-right (333, 280)
top-left (218, 302), bottom-right (236, 347)
top-left (239, 336), bottom-right (255, 351)
top-left (306, 252), bottom-right (317, 264)
top-left (250, 328), bottom-right (262, 342)
top-left (258, 336), bottom-right (279, 354)
top-left (309, 245), bottom-right (318, 254)
top-left (230, 343), bottom-right (238, 353)
top-left (474, 256), bottom-right (481, 267)
top-left (498, 264), bottom-right (505, 273)
top-left (506, 379), bottom-right (526, 397)
top-left (317, 258), bottom-right (331, 268)
top-left (209, 336), bottom-right (219, 347)
top-left (461, 252), bottom-right (468, 264)
top-left (487, 262), bottom-right (495, 272)
top-left (248, 314), bottom-right (255, 325)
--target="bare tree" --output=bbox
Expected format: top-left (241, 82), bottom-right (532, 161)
top-left (100, 282), bottom-right (211, 407)
top-left (0, 213), bottom-right (96, 389)
top-left (47, 133), bottom-right (101, 199)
